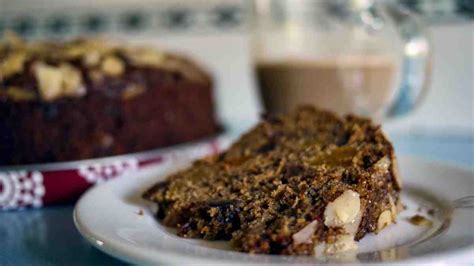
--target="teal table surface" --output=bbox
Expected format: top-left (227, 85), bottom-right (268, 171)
top-left (1, 135), bottom-right (472, 265)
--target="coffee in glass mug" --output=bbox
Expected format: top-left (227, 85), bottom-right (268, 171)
top-left (253, 0), bottom-right (430, 120)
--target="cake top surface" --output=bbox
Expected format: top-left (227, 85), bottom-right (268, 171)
top-left (143, 106), bottom-right (401, 255)
top-left (0, 32), bottom-right (209, 102)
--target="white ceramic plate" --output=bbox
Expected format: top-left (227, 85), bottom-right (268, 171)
top-left (74, 156), bottom-right (474, 265)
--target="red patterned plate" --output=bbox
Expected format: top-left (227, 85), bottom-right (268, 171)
top-left (0, 136), bottom-right (229, 211)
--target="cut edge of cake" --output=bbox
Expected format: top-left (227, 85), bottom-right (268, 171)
top-left (143, 106), bottom-right (402, 255)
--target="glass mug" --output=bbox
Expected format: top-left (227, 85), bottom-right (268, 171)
top-left (252, 0), bottom-right (431, 120)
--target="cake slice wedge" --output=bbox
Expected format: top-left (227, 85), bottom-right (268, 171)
top-left (143, 106), bottom-right (401, 255)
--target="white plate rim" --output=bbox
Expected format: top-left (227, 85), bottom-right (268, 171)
top-left (73, 155), bottom-right (474, 265)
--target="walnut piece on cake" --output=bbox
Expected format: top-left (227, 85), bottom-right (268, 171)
top-left (0, 33), bottom-right (218, 165)
top-left (143, 106), bottom-right (401, 255)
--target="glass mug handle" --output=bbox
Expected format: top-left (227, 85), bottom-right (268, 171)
top-left (384, 2), bottom-right (431, 118)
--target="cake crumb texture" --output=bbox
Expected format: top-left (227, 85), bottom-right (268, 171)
top-left (144, 106), bottom-right (401, 255)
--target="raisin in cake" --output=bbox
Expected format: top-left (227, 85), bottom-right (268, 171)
top-left (143, 106), bottom-right (401, 255)
top-left (0, 33), bottom-right (218, 165)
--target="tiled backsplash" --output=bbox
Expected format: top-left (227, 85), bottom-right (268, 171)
top-left (0, 0), bottom-right (472, 137)
top-left (400, 0), bottom-right (473, 22)
top-left (0, 0), bottom-right (472, 39)
top-left (0, 0), bottom-right (246, 39)
top-left (0, 0), bottom-right (262, 134)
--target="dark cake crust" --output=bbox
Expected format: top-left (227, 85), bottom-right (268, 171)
top-left (143, 106), bottom-right (401, 255)
top-left (0, 34), bottom-right (218, 165)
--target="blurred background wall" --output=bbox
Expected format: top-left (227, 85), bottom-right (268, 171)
top-left (0, 0), bottom-right (472, 137)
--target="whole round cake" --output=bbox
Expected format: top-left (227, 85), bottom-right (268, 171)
top-left (0, 34), bottom-right (218, 165)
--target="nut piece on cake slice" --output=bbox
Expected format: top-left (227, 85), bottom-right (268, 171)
top-left (143, 106), bottom-right (401, 255)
